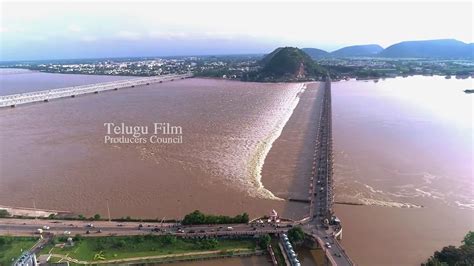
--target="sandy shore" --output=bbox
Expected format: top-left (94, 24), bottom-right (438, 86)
top-left (0, 204), bottom-right (71, 218)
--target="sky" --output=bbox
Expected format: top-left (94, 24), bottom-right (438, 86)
top-left (0, 0), bottom-right (473, 61)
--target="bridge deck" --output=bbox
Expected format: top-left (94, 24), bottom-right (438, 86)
top-left (305, 80), bottom-right (354, 266)
top-left (0, 73), bottom-right (192, 108)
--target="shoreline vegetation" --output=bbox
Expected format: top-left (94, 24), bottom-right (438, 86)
top-left (422, 232), bottom-right (474, 266)
top-left (0, 209), bottom-right (251, 225)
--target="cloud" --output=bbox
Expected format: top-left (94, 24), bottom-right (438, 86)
top-left (0, 25), bottom-right (26, 34)
top-left (81, 35), bottom-right (98, 42)
top-left (116, 31), bottom-right (141, 41)
top-left (68, 24), bottom-right (82, 33)
top-left (149, 31), bottom-right (189, 40)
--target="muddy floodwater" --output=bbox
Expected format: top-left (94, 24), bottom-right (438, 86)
top-left (0, 74), bottom-right (315, 221)
top-left (332, 76), bottom-right (473, 265)
top-left (0, 68), bottom-right (135, 95)
top-left (0, 71), bottom-right (472, 266)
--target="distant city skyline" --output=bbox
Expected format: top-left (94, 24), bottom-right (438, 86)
top-left (1, 1), bottom-right (472, 61)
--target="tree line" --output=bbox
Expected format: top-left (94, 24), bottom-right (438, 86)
top-left (182, 210), bottom-right (249, 225)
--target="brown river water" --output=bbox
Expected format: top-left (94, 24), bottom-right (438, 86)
top-left (0, 71), bottom-right (472, 265)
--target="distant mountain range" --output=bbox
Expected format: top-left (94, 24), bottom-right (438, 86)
top-left (331, 44), bottom-right (383, 57)
top-left (303, 39), bottom-right (473, 59)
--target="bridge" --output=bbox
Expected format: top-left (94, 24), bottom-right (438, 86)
top-left (301, 78), bottom-right (354, 265)
top-left (0, 73), bottom-right (193, 108)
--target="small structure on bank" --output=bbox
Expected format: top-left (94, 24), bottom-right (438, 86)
top-left (268, 209), bottom-right (280, 223)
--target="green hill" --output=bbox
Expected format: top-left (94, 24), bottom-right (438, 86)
top-left (253, 47), bottom-right (326, 81)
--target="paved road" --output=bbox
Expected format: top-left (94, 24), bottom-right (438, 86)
top-left (0, 218), bottom-right (288, 238)
top-left (304, 79), bottom-right (354, 266)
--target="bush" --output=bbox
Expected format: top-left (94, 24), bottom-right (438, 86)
top-left (198, 238), bottom-right (219, 249)
top-left (287, 227), bottom-right (305, 245)
top-left (0, 209), bottom-right (10, 218)
top-left (182, 210), bottom-right (249, 225)
top-left (258, 234), bottom-right (271, 249)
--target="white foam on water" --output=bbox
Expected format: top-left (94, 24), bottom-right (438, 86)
top-left (247, 83), bottom-right (307, 200)
top-left (358, 198), bottom-right (422, 208)
top-left (455, 201), bottom-right (474, 210)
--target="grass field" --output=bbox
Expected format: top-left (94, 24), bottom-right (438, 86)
top-left (0, 236), bottom-right (38, 265)
top-left (40, 235), bottom-right (257, 262)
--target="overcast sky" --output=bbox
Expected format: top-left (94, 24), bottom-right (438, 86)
top-left (1, 1), bottom-right (472, 61)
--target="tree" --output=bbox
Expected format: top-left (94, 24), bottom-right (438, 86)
top-left (93, 214), bottom-right (101, 220)
top-left (0, 209), bottom-right (10, 218)
top-left (73, 234), bottom-right (82, 242)
top-left (422, 257), bottom-right (448, 266)
top-left (434, 246), bottom-right (464, 266)
top-left (287, 226), bottom-right (305, 245)
top-left (423, 231), bottom-right (474, 266)
top-left (258, 234), bottom-right (271, 249)
top-left (462, 231), bottom-right (474, 247)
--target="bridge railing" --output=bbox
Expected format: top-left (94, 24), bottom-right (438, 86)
top-left (0, 73), bottom-right (192, 107)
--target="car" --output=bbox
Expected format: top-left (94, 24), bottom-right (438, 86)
top-left (86, 230), bottom-right (90, 234)
top-left (325, 242), bottom-right (331, 248)
top-left (42, 226), bottom-right (50, 230)
top-left (64, 231), bottom-right (71, 235)
top-left (177, 229), bottom-right (185, 233)
top-left (97, 229), bottom-right (102, 233)
top-left (86, 223), bottom-right (94, 228)
top-left (334, 252), bottom-right (342, 257)
top-left (138, 224), bottom-right (143, 228)
top-left (199, 229), bottom-right (206, 233)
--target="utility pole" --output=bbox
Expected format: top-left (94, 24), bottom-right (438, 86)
top-left (106, 199), bottom-right (111, 222)
top-left (32, 198), bottom-right (38, 224)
